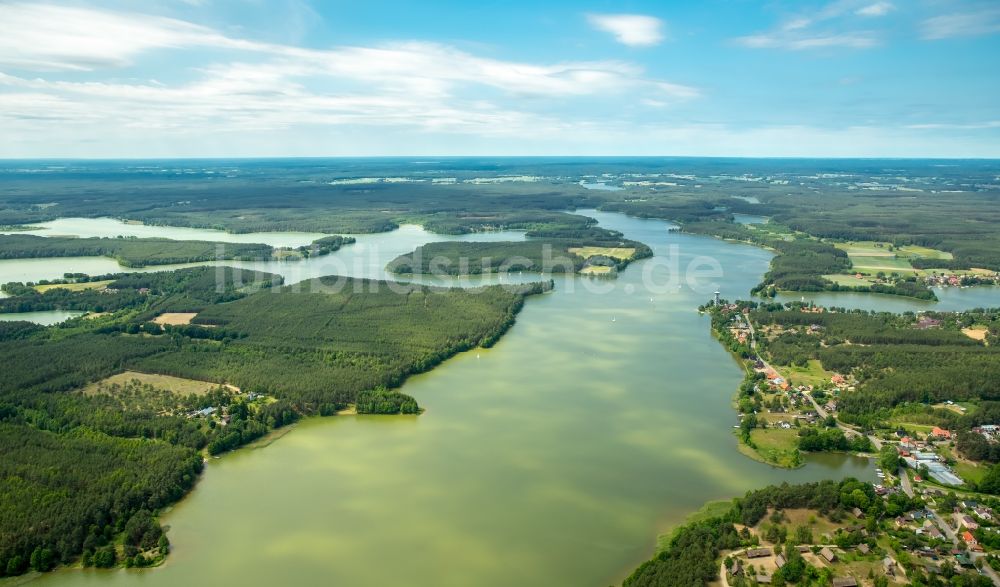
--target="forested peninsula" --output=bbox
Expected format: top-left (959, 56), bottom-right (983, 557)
top-left (0, 266), bottom-right (549, 577)
top-left (388, 226), bottom-right (651, 277)
top-left (0, 233), bottom-right (353, 267)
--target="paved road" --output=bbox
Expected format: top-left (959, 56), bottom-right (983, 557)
top-left (899, 467), bottom-right (914, 497)
top-left (975, 554), bottom-right (1000, 586)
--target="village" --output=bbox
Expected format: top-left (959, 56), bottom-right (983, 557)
top-left (714, 302), bottom-right (1000, 585)
top-left (719, 459), bottom-right (1000, 586)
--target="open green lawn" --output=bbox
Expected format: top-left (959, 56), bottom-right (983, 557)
top-left (745, 428), bottom-right (800, 468)
top-left (886, 419), bottom-right (936, 435)
top-left (849, 255), bottom-right (916, 274)
top-left (783, 359), bottom-right (835, 388)
top-left (954, 461), bottom-right (987, 485)
top-left (898, 244), bottom-right (954, 260)
top-left (823, 273), bottom-right (874, 286)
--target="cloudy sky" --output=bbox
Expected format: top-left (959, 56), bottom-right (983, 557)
top-left (1, 0), bottom-right (998, 158)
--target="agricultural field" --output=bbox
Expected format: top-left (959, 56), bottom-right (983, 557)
top-left (962, 327), bottom-right (989, 341)
top-left (35, 280), bottom-right (113, 293)
top-left (833, 240), bottom-right (954, 276)
top-left (566, 246), bottom-right (636, 260)
top-left (152, 312), bottom-right (198, 325)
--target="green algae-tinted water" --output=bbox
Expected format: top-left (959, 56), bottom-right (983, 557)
top-left (21, 210), bottom-right (992, 587)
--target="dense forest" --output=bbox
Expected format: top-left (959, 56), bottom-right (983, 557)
top-left (136, 276), bottom-right (551, 411)
top-left (0, 266), bottom-right (548, 576)
top-left (0, 234), bottom-right (273, 267)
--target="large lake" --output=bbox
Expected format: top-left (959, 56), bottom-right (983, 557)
top-left (12, 210), bottom-right (1000, 586)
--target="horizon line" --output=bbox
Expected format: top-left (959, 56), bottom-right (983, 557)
top-left (1, 155), bottom-right (1000, 162)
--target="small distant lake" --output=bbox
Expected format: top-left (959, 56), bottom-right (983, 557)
top-left (579, 181), bottom-right (623, 191)
top-left (775, 286), bottom-right (1000, 312)
top-left (733, 213), bottom-right (769, 225)
top-left (0, 222), bottom-right (529, 293)
top-left (0, 217), bottom-right (330, 248)
top-left (0, 310), bottom-right (85, 325)
top-left (733, 195), bottom-right (761, 204)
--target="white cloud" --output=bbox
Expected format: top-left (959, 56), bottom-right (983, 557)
top-left (0, 3), bottom-right (255, 71)
top-left (905, 121), bottom-right (1000, 130)
top-left (0, 4), bottom-right (698, 152)
top-left (586, 13), bottom-right (665, 47)
top-left (735, 32), bottom-right (878, 50)
top-left (920, 8), bottom-right (1000, 40)
top-left (735, 1), bottom-right (885, 50)
top-left (855, 2), bottom-right (894, 17)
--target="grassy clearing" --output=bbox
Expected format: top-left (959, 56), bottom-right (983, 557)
top-left (784, 359), bottom-right (835, 388)
top-left (34, 280), bottom-right (113, 293)
top-left (823, 273), bottom-right (873, 286)
top-left (833, 240), bottom-right (954, 277)
top-left (886, 419), bottom-right (936, 434)
top-left (83, 371), bottom-right (235, 396)
top-left (850, 256), bottom-right (916, 273)
top-left (656, 499), bottom-right (733, 552)
top-left (747, 428), bottom-right (801, 468)
top-left (567, 246), bottom-right (635, 260)
top-left (774, 508), bottom-right (842, 538)
top-left (954, 460), bottom-right (987, 485)
top-left (835, 242), bottom-right (896, 257)
top-left (152, 312), bottom-right (198, 325)
top-left (898, 244), bottom-right (953, 260)
top-left (933, 402), bottom-right (970, 415)
top-left (578, 265), bottom-right (613, 275)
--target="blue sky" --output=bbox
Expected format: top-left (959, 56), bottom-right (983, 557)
top-left (0, 0), bottom-right (998, 157)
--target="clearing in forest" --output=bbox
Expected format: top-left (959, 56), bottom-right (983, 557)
top-left (83, 371), bottom-right (236, 396)
top-left (568, 246), bottom-right (635, 260)
top-left (34, 280), bottom-right (113, 293)
top-left (153, 312), bottom-right (198, 325)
